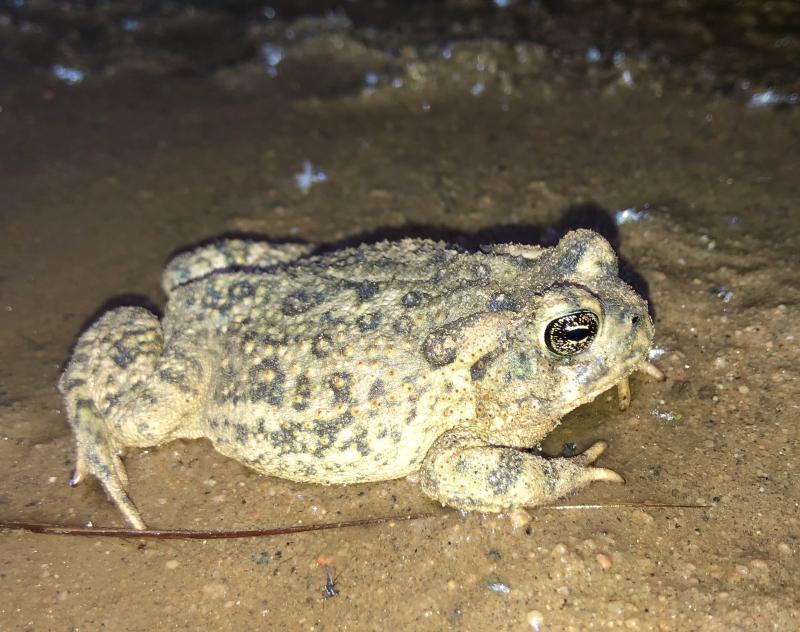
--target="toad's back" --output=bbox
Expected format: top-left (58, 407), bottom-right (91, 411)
top-left (163, 240), bottom-right (503, 482)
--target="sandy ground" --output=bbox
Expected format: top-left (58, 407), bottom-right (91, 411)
top-left (1, 3), bottom-right (799, 631)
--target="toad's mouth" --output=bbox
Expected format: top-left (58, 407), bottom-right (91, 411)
top-left (554, 358), bottom-right (665, 416)
top-left (507, 358), bottom-right (665, 428)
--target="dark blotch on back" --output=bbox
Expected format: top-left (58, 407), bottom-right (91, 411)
top-left (281, 290), bottom-right (320, 316)
top-left (401, 291), bottom-right (425, 307)
top-left (393, 315), bottom-right (414, 335)
top-left (356, 281), bottom-right (379, 301)
top-left (470, 349), bottom-right (501, 381)
top-left (228, 280), bottom-right (255, 301)
top-left (249, 357), bottom-right (285, 406)
top-left (235, 423), bottom-right (250, 444)
top-left (327, 372), bottom-right (352, 403)
top-left (292, 375), bottom-right (311, 411)
top-left (202, 284), bottom-right (230, 312)
top-left (312, 332), bottom-right (334, 358)
top-left (487, 292), bottom-right (519, 312)
top-left (368, 379), bottom-right (385, 401)
top-left (356, 312), bottom-right (382, 331)
top-left (312, 412), bottom-right (355, 457)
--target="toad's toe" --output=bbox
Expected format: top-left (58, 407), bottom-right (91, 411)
top-left (575, 440), bottom-right (609, 465)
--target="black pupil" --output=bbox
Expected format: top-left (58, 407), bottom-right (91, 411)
top-left (565, 328), bottom-right (589, 342)
top-left (545, 310), bottom-right (599, 356)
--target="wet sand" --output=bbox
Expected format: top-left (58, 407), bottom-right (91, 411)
top-left (1, 2), bottom-right (799, 630)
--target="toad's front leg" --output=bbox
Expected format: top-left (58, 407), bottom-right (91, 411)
top-left (419, 431), bottom-right (623, 512)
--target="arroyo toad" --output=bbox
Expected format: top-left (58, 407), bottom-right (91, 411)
top-left (59, 230), bottom-right (663, 529)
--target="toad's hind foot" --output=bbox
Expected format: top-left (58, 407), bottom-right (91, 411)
top-left (59, 306), bottom-right (165, 530)
top-left (69, 399), bottom-right (147, 529)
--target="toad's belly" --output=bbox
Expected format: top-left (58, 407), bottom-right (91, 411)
top-left (207, 419), bottom-right (441, 484)
top-left (199, 367), bottom-right (474, 484)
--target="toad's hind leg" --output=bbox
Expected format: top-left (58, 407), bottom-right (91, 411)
top-left (419, 432), bottom-right (624, 513)
top-left (59, 307), bottom-right (166, 529)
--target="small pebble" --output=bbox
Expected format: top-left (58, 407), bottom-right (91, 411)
top-left (526, 610), bottom-right (544, 630)
top-left (316, 553), bottom-right (334, 566)
top-left (596, 553), bottom-right (613, 570)
top-left (777, 542), bottom-right (792, 555)
top-left (508, 506), bottom-right (532, 531)
top-left (551, 543), bottom-right (568, 556)
top-left (165, 560), bottom-right (179, 570)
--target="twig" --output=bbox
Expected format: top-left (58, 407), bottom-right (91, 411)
top-left (0, 512), bottom-right (437, 539)
top-left (0, 502), bottom-right (710, 539)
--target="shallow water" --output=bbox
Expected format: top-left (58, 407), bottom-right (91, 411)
top-left (1, 2), bottom-right (799, 630)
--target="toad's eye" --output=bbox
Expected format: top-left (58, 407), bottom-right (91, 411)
top-left (544, 310), bottom-right (599, 356)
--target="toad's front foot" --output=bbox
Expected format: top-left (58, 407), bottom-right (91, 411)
top-left (420, 434), bottom-right (624, 513)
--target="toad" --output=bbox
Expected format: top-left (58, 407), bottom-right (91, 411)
top-left (60, 230), bottom-right (663, 528)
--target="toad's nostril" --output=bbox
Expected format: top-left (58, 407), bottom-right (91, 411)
top-left (631, 315), bottom-right (640, 325)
